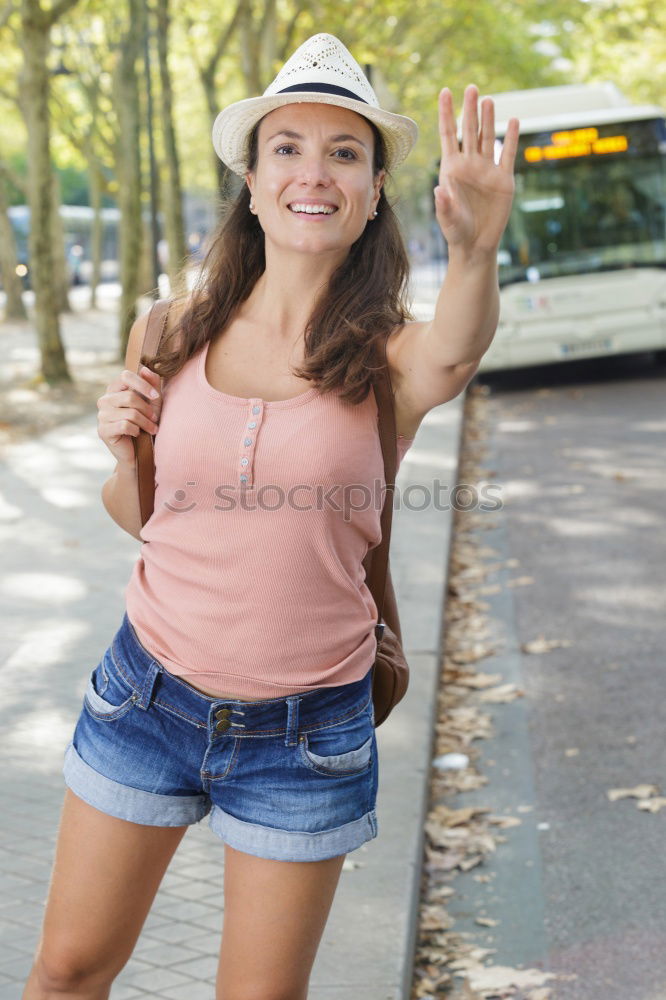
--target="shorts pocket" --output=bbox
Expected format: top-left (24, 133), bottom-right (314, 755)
top-left (298, 701), bottom-right (374, 777)
top-left (84, 648), bottom-right (139, 721)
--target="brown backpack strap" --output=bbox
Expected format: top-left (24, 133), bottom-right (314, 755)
top-left (365, 334), bottom-right (398, 640)
top-left (132, 299), bottom-right (172, 527)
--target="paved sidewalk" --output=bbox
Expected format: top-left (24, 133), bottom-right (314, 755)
top-left (0, 296), bottom-right (463, 999)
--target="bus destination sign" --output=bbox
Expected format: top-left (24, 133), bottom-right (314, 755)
top-left (524, 127), bottom-right (628, 163)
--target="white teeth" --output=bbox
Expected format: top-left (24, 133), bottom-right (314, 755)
top-left (289, 203), bottom-right (336, 214)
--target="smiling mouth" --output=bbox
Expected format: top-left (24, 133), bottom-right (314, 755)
top-left (287, 204), bottom-right (338, 216)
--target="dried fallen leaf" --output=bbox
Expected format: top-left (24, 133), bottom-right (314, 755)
top-left (478, 683), bottom-right (524, 703)
top-left (474, 916), bottom-right (499, 927)
top-left (451, 644), bottom-right (497, 664)
top-left (565, 748), bottom-right (580, 757)
top-left (488, 815), bottom-right (523, 829)
top-left (460, 963), bottom-right (560, 992)
top-left (432, 805), bottom-right (491, 827)
top-left (637, 797), bottom-right (666, 813)
top-left (607, 784), bottom-right (660, 802)
top-left (455, 672), bottom-right (503, 689)
top-left (521, 635), bottom-right (573, 654)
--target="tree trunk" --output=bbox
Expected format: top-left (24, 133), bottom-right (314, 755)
top-left (0, 176), bottom-right (28, 320)
top-left (51, 171), bottom-right (72, 313)
top-left (137, 215), bottom-right (156, 294)
top-left (201, 71), bottom-right (235, 202)
top-left (89, 159), bottom-right (103, 309)
top-left (19, 0), bottom-right (71, 383)
top-left (113, 0), bottom-right (144, 359)
top-left (239, 1), bottom-right (262, 95)
top-left (155, 0), bottom-right (188, 296)
top-left (195, 0), bottom-right (245, 206)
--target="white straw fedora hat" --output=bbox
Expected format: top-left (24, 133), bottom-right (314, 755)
top-left (212, 33), bottom-right (419, 176)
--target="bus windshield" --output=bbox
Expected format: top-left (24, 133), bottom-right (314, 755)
top-left (498, 117), bottom-right (666, 286)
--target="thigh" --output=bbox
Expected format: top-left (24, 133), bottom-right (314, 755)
top-left (216, 844), bottom-right (346, 1000)
top-left (33, 788), bottom-right (188, 986)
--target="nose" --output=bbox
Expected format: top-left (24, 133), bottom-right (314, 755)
top-left (297, 152), bottom-right (332, 187)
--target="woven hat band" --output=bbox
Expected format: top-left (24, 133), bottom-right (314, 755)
top-left (275, 82), bottom-right (369, 105)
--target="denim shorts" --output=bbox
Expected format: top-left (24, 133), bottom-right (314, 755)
top-left (62, 612), bottom-right (379, 862)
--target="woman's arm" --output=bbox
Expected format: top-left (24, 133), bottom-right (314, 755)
top-left (100, 309), bottom-right (156, 541)
top-left (385, 85), bottom-right (519, 418)
top-left (101, 459), bottom-right (143, 541)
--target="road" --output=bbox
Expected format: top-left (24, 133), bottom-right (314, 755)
top-left (445, 349), bottom-right (666, 999)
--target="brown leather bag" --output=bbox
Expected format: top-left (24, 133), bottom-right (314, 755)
top-left (130, 298), bottom-right (410, 726)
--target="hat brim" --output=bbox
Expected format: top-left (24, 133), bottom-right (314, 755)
top-left (212, 92), bottom-right (419, 176)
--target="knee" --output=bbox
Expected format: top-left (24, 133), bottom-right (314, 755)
top-left (32, 944), bottom-right (116, 996)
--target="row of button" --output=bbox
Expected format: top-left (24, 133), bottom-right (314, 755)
top-left (216, 707), bottom-right (231, 732)
top-left (239, 403), bottom-right (263, 486)
top-left (214, 706), bottom-right (246, 732)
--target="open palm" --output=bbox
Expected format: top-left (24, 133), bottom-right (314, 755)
top-left (434, 85), bottom-right (520, 256)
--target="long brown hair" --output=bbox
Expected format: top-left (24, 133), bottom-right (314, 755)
top-left (146, 114), bottom-right (415, 404)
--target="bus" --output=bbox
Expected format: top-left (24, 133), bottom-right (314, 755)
top-left (475, 83), bottom-right (666, 372)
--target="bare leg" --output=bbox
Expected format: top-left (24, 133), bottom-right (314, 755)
top-left (22, 788), bottom-right (189, 999)
top-left (216, 843), bottom-right (347, 1000)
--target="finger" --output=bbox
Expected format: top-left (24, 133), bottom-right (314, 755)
top-left (99, 388), bottom-right (160, 427)
top-left (121, 367), bottom-right (161, 401)
top-left (438, 87), bottom-right (459, 160)
top-left (140, 365), bottom-right (161, 388)
top-left (479, 97), bottom-right (495, 159)
top-left (103, 418), bottom-right (141, 440)
top-left (119, 390), bottom-right (161, 421)
top-left (103, 407), bottom-right (159, 436)
top-left (461, 84), bottom-right (479, 155)
top-left (499, 117), bottom-right (520, 173)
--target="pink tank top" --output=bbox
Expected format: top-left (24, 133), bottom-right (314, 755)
top-left (124, 339), bottom-right (413, 698)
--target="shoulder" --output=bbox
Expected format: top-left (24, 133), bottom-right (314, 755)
top-left (124, 296), bottom-right (193, 373)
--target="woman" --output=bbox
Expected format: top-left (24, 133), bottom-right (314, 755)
top-left (23, 32), bottom-right (518, 1000)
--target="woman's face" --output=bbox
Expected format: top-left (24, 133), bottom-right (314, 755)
top-left (245, 102), bottom-right (385, 256)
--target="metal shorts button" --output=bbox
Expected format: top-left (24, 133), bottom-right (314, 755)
top-left (215, 708), bottom-right (231, 720)
top-left (215, 719), bottom-right (231, 732)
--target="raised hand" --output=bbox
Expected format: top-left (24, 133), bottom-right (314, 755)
top-left (434, 84), bottom-right (520, 259)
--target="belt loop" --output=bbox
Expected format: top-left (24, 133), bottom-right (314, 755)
top-left (284, 695), bottom-right (301, 747)
top-left (135, 659), bottom-right (162, 711)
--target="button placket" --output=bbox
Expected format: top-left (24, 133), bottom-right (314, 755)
top-left (239, 399), bottom-right (263, 488)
